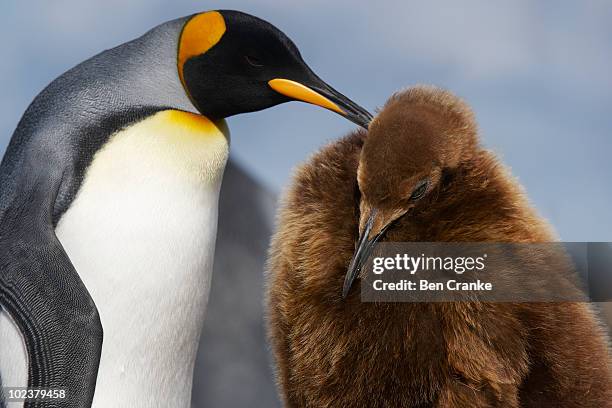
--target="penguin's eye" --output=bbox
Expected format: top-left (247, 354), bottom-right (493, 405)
top-left (244, 55), bottom-right (264, 68)
top-left (409, 179), bottom-right (430, 201)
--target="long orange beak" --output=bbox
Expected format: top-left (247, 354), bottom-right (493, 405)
top-left (268, 78), bottom-right (372, 129)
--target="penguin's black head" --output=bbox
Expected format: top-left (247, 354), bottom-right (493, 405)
top-left (178, 10), bottom-right (372, 128)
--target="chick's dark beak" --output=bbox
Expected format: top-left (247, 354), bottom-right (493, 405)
top-left (342, 209), bottom-right (387, 298)
top-left (268, 78), bottom-right (373, 129)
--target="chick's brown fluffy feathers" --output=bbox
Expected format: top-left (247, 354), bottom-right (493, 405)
top-left (266, 86), bottom-right (611, 408)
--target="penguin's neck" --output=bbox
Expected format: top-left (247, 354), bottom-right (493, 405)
top-left (63, 16), bottom-right (196, 115)
top-left (1, 16), bottom-right (197, 222)
top-left (55, 110), bottom-right (229, 407)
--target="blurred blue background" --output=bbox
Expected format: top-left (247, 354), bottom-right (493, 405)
top-left (1, 2), bottom-right (611, 406)
top-left (1, 0), bottom-right (611, 240)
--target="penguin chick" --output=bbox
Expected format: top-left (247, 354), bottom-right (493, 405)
top-left (267, 86), bottom-right (611, 408)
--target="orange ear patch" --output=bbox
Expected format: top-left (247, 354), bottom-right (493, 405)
top-left (177, 11), bottom-right (226, 86)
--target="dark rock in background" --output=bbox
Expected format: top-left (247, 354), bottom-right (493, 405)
top-left (192, 160), bottom-right (281, 408)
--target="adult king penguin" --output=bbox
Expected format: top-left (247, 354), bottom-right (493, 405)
top-left (0, 10), bottom-right (372, 408)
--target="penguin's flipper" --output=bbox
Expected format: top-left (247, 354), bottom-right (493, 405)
top-left (0, 225), bottom-right (102, 407)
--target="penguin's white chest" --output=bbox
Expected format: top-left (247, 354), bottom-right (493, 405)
top-left (55, 110), bottom-right (229, 407)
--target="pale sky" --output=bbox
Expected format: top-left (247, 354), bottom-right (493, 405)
top-left (1, 0), bottom-right (611, 241)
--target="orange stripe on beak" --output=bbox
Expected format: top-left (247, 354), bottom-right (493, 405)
top-left (268, 79), bottom-right (345, 115)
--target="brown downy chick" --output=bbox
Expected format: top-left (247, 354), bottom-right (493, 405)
top-left (267, 86), bottom-right (611, 408)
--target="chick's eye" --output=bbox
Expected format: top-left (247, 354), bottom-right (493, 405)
top-left (409, 180), bottom-right (430, 201)
top-left (244, 55), bottom-right (264, 67)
